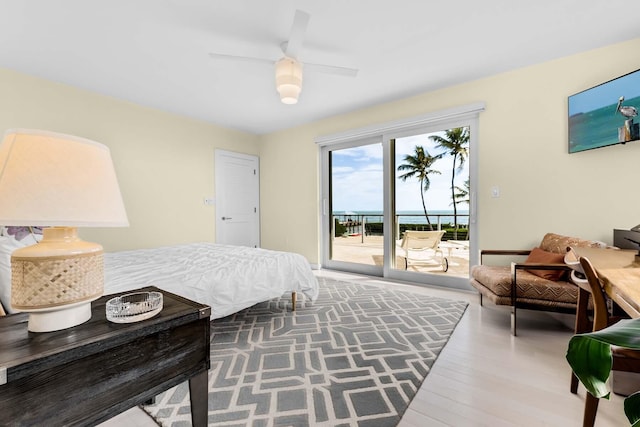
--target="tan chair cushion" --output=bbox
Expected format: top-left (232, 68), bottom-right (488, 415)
top-left (470, 265), bottom-right (578, 304)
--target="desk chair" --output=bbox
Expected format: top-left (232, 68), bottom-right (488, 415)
top-left (572, 256), bottom-right (640, 427)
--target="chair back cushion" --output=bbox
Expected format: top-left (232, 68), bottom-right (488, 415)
top-left (539, 233), bottom-right (606, 254)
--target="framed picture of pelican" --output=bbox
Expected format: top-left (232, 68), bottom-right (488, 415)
top-left (568, 68), bottom-right (640, 153)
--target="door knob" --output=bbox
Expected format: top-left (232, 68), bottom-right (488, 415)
top-left (222, 217), bottom-right (232, 220)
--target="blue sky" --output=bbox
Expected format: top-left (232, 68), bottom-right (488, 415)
top-left (331, 131), bottom-right (470, 212)
top-left (569, 69), bottom-right (640, 115)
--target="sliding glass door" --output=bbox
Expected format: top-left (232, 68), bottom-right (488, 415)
top-left (391, 128), bottom-right (470, 281)
top-left (319, 104), bottom-right (482, 290)
top-left (323, 137), bottom-right (384, 276)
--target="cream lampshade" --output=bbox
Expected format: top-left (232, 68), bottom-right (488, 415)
top-left (0, 129), bottom-right (128, 332)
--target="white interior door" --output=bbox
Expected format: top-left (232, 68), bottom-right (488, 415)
top-left (215, 150), bottom-right (260, 247)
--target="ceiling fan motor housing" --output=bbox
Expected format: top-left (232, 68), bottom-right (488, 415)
top-left (276, 57), bottom-right (303, 104)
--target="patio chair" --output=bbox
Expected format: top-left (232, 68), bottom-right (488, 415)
top-left (470, 233), bottom-right (608, 335)
top-left (399, 230), bottom-right (448, 272)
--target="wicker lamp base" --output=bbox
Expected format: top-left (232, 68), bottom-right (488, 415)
top-left (10, 227), bottom-right (104, 332)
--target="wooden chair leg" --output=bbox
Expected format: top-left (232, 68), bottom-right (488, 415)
top-left (572, 288), bottom-right (591, 394)
top-left (511, 306), bottom-right (517, 336)
top-left (291, 291), bottom-right (297, 311)
top-left (570, 372), bottom-right (579, 394)
top-left (583, 392), bottom-right (599, 427)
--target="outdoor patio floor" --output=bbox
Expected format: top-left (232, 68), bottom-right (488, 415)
top-left (331, 234), bottom-right (470, 278)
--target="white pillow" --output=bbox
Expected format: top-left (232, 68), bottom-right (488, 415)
top-left (0, 234), bottom-right (41, 314)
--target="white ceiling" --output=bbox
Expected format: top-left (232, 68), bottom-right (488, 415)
top-left (1, 1), bottom-right (639, 135)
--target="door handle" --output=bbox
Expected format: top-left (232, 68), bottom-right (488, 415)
top-left (222, 217), bottom-right (232, 220)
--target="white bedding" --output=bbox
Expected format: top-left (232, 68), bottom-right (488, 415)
top-left (104, 242), bottom-right (319, 319)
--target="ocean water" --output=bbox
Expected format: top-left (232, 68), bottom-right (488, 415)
top-left (569, 94), bottom-right (640, 152)
top-left (334, 210), bottom-right (469, 226)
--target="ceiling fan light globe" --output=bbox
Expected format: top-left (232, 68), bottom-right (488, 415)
top-left (276, 57), bottom-right (303, 104)
top-left (278, 84), bottom-right (301, 104)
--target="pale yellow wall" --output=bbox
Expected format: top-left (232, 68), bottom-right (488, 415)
top-left (0, 68), bottom-right (259, 251)
top-left (259, 38), bottom-right (640, 264)
top-left (3, 38), bottom-right (639, 261)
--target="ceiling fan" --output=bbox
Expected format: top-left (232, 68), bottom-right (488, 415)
top-left (209, 10), bottom-right (359, 104)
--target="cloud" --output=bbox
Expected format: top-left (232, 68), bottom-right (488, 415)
top-left (333, 144), bottom-right (383, 161)
top-left (331, 130), bottom-right (469, 212)
top-left (331, 165), bottom-right (355, 175)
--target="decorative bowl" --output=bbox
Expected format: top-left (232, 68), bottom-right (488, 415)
top-left (106, 291), bottom-right (163, 323)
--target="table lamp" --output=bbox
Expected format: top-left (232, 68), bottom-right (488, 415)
top-left (0, 129), bottom-right (128, 332)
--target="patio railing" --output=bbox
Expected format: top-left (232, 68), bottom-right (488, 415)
top-left (333, 213), bottom-right (470, 243)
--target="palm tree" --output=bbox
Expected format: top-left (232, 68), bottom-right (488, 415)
top-left (397, 146), bottom-right (443, 231)
top-left (431, 127), bottom-right (469, 238)
top-left (452, 178), bottom-right (470, 206)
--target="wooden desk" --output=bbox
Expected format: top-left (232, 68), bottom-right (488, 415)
top-left (0, 286), bottom-right (211, 426)
top-left (568, 247), bottom-right (640, 317)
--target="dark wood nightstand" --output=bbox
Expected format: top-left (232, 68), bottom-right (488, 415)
top-left (0, 286), bottom-right (210, 426)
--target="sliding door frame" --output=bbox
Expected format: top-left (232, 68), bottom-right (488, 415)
top-left (318, 102), bottom-right (484, 290)
top-left (382, 115), bottom-right (480, 290)
top-left (319, 135), bottom-right (383, 276)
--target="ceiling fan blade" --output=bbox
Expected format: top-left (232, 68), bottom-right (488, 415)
top-left (284, 9), bottom-right (310, 59)
top-left (303, 62), bottom-right (359, 77)
top-left (209, 52), bottom-right (275, 66)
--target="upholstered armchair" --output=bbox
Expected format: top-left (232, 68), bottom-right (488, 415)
top-left (470, 233), bottom-right (608, 335)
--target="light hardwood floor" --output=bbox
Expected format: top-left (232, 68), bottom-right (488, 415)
top-left (103, 269), bottom-right (628, 427)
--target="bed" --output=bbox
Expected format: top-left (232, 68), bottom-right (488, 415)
top-left (103, 242), bottom-right (319, 319)
top-left (0, 232), bottom-right (319, 318)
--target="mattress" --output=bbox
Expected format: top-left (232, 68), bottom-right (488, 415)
top-left (104, 242), bottom-right (319, 319)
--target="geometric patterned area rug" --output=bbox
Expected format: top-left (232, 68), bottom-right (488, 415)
top-left (143, 277), bottom-right (468, 426)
